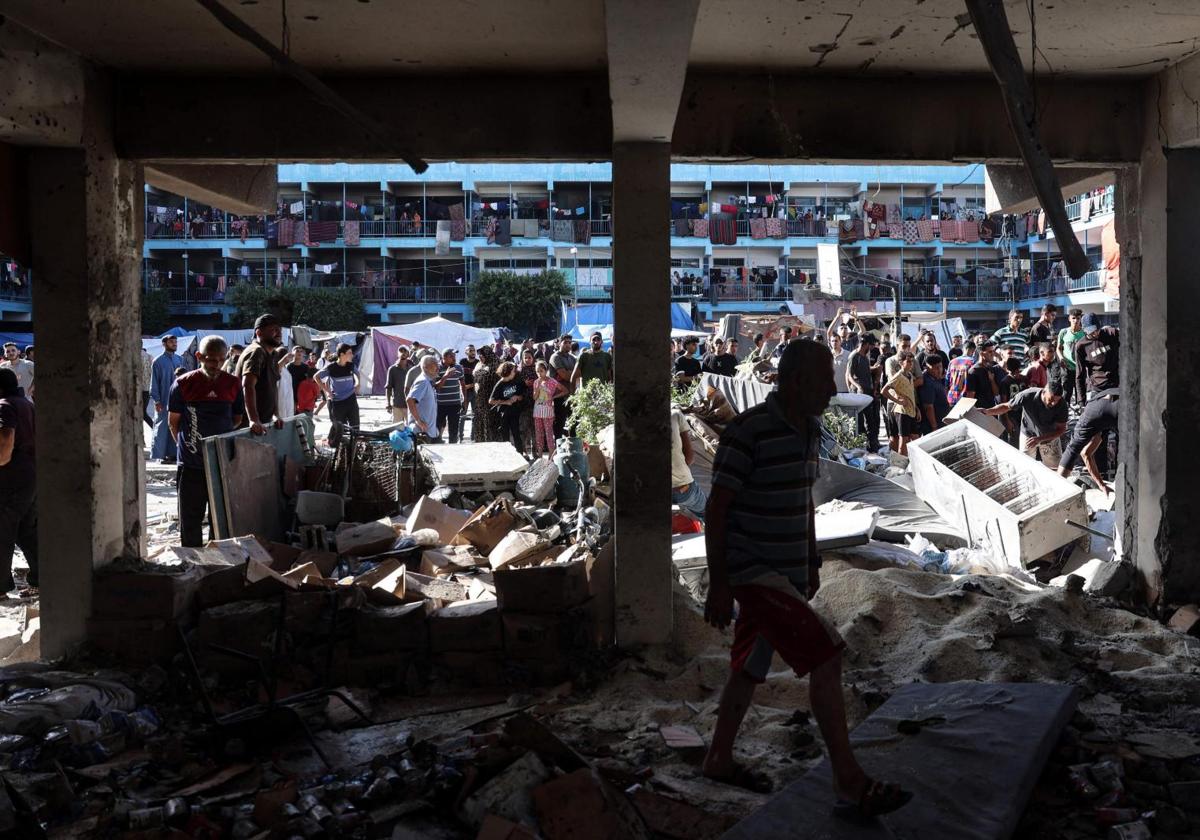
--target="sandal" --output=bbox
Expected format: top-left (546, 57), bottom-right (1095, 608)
top-left (703, 763), bottom-right (774, 794)
top-left (833, 778), bottom-right (913, 823)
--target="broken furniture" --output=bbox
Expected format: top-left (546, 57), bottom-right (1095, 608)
top-left (723, 681), bottom-right (1078, 840)
top-left (328, 424), bottom-right (410, 521)
top-left (907, 421), bottom-right (1086, 569)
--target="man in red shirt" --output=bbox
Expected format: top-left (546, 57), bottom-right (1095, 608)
top-left (168, 336), bottom-right (244, 546)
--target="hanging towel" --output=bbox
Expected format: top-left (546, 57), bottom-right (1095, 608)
top-left (693, 218), bottom-right (709, 239)
top-left (496, 219), bottom-right (512, 246)
top-left (435, 220), bottom-right (451, 255)
top-left (343, 220), bottom-right (360, 246)
top-left (749, 218), bottom-right (767, 240)
top-left (765, 218), bottom-right (785, 238)
top-left (289, 200), bottom-right (304, 215)
top-left (574, 220), bottom-right (591, 245)
top-left (450, 219), bottom-right (466, 241)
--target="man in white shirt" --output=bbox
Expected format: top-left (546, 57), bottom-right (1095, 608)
top-left (829, 334), bottom-right (851, 394)
top-left (0, 344), bottom-right (33, 399)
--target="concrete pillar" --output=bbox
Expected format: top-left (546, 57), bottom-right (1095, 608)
top-left (612, 141), bottom-right (673, 646)
top-left (27, 77), bottom-right (144, 658)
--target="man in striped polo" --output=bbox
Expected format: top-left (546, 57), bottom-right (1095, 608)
top-left (702, 339), bottom-right (911, 819)
top-left (990, 309), bottom-right (1029, 363)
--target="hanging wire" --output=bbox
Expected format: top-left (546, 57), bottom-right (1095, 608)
top-left (280, 0), bottom-right (290, 58)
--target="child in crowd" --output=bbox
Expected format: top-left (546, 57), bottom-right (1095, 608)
top-left (531, 361), bottom-right (561, 457)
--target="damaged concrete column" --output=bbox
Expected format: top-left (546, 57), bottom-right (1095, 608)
top-left (611, 142), bottom-right (674, 646)
top-left (28, 73), bottom-right (145, 658)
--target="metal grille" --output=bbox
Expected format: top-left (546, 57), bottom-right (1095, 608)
top-left (928, 437), bottom-right (1049, 516)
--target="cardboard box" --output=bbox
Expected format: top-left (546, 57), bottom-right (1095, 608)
top-left (493, 559), bottom-right (590, 614)
top-left (421, 544), bottom-right (486, 577)
top-left (406, 496), bottom-right (471, 544)
top-left (453, 498), bottom-right (518, 554)
top-left (335, 519), bottom-right (400, 556)
top-left (435, 650), bottom-right (506, 687)
top-left (488, 530), bottom-right (550, 571)
top-left (502, 606), bottom-right (593, 660)
top-left (92, 564), bottom-right (205, 620)
top-left (430, 600), bottom-right (502, 653)
top-left (86, 618), bottom-right (180, 665)
top-left (354, 602), bottom-right (430, 653)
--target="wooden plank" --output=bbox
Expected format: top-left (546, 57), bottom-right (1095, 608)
top-left (722, 682), bottom-right (1078, 840)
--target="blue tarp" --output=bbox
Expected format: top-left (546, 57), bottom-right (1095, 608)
top-left (560, 303), bottom-right (694, 336)
top-left (159, 326), bottom-right (191, 337)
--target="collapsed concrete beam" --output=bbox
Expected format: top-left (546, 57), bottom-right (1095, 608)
top-left (0, 17), bottom-right (86, 147)
top-left (984, 165), bottom-right (1117, 215)
top-left (144, 163), bottom-right (278, 215)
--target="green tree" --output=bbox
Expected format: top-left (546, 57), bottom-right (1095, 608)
top-left (141, 289), bottom-right (171, 335)
top-left (224, 285), bottom-right (367, 330)
top-left (468, 270), bottom-right (570, 337)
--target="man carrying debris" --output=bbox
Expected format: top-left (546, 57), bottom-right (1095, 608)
top-left (982, 380), bottom-right (1069, 468)
top-left (234, 314), bottom-right (284, 435)
top-left (1058, 389), bottom-right (1120, 494)
top-left (703, 339), bottom-right (912, 819)
top-left (168, 336), bottom-right (244, 547)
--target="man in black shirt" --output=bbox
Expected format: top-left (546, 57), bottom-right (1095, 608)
top-left (384, 345), bottom-right (413, 423)
top-left (701, 338), bottom-right (737, 377)
top-left (963, 340), bottom-right (1003, 409)
top-left (915, 333), bottom-right (949, 378)
top-left (847, 334), bottom-right (880, 452)
top-left (1058, 389), bottom-right (1119, 493)
top-left (984, 380), bottom-right (1069, 468)
top-left (675, 337), bottom-right (702, 385)
top-left (1073, 314), bottom-right (1119, 405)
top-left (0, 369), bottom-right (36, 592)
top-left (1028, 304), bottom-right (1058, 346)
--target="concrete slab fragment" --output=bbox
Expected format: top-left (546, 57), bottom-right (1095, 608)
top-left (722, 682), bottom-right (1077, 840)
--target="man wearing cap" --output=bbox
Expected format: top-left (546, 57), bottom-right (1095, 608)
top-left (235, 314), bottom-right (285, 435)
top-left (150, 334), bottom-right (184, 462)
top-left (1073, 314), bottom-right (1119, 406)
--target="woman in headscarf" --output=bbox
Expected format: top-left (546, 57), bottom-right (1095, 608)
top-left (472, 345), bottom-right (501, 442)
top-left (517, 348), bottom-right (539, 455)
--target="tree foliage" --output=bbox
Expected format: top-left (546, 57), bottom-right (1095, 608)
top-left (468, 270), bottom-right (571, 338)
top-left (565, 378), bottom-right (614, 446)
top-left (224, 285), bottom-right (367, 330)
top-left (142, 289), bottom-right (171, 336)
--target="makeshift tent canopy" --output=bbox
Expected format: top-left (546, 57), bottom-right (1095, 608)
top-left (0, 333), bottom-right (33, 350)
top-left (359, 316), bottom-right (500, 395)
top-left (560, 302), bottom-right (695, 336)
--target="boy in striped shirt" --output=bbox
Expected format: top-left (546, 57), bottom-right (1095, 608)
top-left (702, 339), bottom-right (911, 820)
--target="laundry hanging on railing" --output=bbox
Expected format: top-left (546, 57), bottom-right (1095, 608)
top-left (315, 262), bottom-right (339, 274)
top-left (343, 220), bottom-right (360, 246)
top-left (435, 220), bottom-right (451, 255)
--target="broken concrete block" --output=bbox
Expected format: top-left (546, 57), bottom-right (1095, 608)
top-left (92, 563), bottom-right (204, 620)
top-left (585, 444), bottom-right (607, 483)
top-left (461, 751), bottom-right (550, 827)
top-left (295, 490), bottom-right (345, 527)
top-left (1087, 560), bottom-right (1132, 598)
top-left (353, 602), bottom-right (429, 653)
top-left (515, 459), bottom-right (559, 504)
top-left (86, 618), bottom-right (178, 666)
top-left (502, 607), bottom-right (592, 660)
top-left (404, 572), bottom-right (468, 605)
top-left (430, 600), bottom-right (502, 653)
top-left (453, 498), bottom-right (519, 554)
top-left (336, 518), bottom-right (399, 556)
top-left (1169, 605), bottom-right (1200, 637)
top-left (488, 531), bottom-right (550, 571)
top-left (494, 559), bottom-right (590, 614)
top-left (407, 496), bottom-right (472, 544)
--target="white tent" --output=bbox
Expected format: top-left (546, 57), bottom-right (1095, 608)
top-left (359, 316), bottom-right (500, 395)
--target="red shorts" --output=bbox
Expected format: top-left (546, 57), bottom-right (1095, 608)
top-left (731, 584), bottom-right (846, 683)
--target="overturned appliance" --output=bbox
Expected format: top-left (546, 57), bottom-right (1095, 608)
top-left (907, 421), bottom-right (1086, 569)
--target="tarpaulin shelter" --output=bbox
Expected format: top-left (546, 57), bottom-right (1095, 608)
top-left (359, 316), bottom-right (500, 395)
top-left (560, 302), bottom-right (695, 337)
top-left (0, 333), bottom-right (33, 349)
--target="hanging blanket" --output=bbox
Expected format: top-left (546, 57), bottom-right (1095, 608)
top-left (277, 219), bottom-right (296, 248)
top-left (939, 219), bottom-right (959, 242)
top-left (815, 220), bottom-right (828, 237)
top-left (838, 220), bottom-right (857, 243)
top-left (916, 219), bottom-right (934, 242)
top-left (979, 218), bottom-right (996, 244)
top-left (496, 219), bottom-right (512, 246)
top-left (766, 218), bottom-right (785, 238)
top-left (710, 219), bottom-right (737, 245)
top-left (674, 218), bottom-right (690, 237)
top-left (961, 221), bottom-right (979, 243)
top-left (693, 218), bottom-right (709, 239)
top-left (343, 220), bottom-right (360, 246)
top-left (307, 220), bottom-right (338, 243)
top-left (449, 203), bottom-right (465, 221)
top-left (552, 220), bottom-right (574, 242)
top-left (294, 221), bottom-right (310, 247)
top-left (749, 218), bottom-right (767, 240)
top-left (574, 220), bottom-right (591, 245)
top-left (435, 220), bottom-right (451, 256)
top-left (450, 219), bottom-right (466, 241)
top-left (486, 217), bottom-right (498, 245)
top-left (903, 220), bottom-right (919, 245)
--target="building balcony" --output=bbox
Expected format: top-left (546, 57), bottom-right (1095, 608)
top-left (1064, 186), bottom-right (1114, 222)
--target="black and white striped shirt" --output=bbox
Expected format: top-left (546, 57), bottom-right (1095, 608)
top-left (712, 393), bottom-right (821, 587)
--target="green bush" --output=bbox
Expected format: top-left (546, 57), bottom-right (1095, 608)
top-left (142, 289), bottom-right (171, 335)
top-left (224, 285), bottom-right (367, 330)
top-left (468, 270), bottom-right (570, 337)
top-left (566, 378), bottom-right (614, 446)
